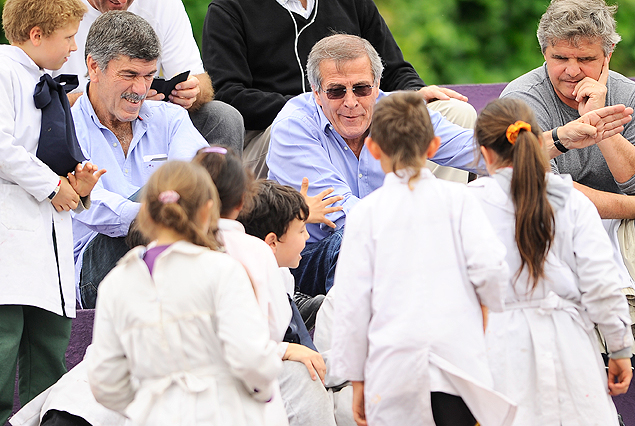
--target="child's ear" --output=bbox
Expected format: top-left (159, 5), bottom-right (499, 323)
top-left (29, 26), bottom-right (43, 47)
top-left (264, 232), bottom-right (278, 253)
top-left (480, 145), bottom-right (495, 166)
top-left (365, 137), bottom-right (382, 160)
top-left (197, 200), bottom-right (215, 227)
top-left (426, 136), bottom-right (441, 159)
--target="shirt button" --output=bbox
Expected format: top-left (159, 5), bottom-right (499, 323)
top-left (113, 143), bottom-right (117, 147)
top-left (124, 169), bottom-right (129, 174)
top-left (358, 173), bottom-right (363, 178)
top-left (344, 146), bottom-right (348, 150)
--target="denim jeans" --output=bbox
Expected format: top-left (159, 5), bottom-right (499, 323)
top-left (79, 234), bottom-right (130, 309)
top-left (291, 229), bottom-right (343, 296)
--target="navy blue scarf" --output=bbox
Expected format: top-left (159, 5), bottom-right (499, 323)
top-left (33, 74), bottom-right (86, 176)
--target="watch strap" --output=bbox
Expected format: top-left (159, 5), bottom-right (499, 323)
top-left (552, 127), bottom-right (568, 153)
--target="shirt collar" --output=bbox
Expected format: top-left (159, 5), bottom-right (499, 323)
top-left (0, 45), bottom-right (44, 75)
top-left (276, 0), bottom-right (315, 16)
top-left (311, 94), bottom-right (334, 134)
top-left (218, 218), bottom-right (245, 233)
top-left (123, 240), bottom-right (210, 265)
top-left (384, 167), bottom-right (435, 185)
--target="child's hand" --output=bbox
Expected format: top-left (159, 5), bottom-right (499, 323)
top-left (352, 381), bottom-right (367, 426)
top-left (51, 177), bottom-right (80, 212)
top-left (300, 177), bottom-right (343, 228)
top-left (68, 162), bottom-right (106, 197)
top-left (608, 357), bottom-right (633, 396)
top-left (283, 343), bottom-right (326, 383)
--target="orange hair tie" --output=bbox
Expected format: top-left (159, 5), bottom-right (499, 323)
top-left (506, 121), bottom-right (531, 145)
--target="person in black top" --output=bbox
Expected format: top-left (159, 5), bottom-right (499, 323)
top-left (202, 0), bottom-right (475, 178)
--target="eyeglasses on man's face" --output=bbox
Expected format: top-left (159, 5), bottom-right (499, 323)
top-left (323, 84), bottom-right (375, 100)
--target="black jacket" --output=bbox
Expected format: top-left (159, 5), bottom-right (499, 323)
top-left (202, 0), bottom-right (425, 130)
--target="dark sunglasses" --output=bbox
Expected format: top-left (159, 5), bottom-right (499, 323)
top-left (323, 84), bottom-right (374, 100)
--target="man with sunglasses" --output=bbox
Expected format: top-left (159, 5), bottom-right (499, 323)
top-left (267, 33), bottom-right (634, 299)
top-left (203, 0), bottom-right (475, 180)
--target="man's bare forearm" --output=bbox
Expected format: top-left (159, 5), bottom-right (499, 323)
top-left (574, 181), bottom-right (635, 219)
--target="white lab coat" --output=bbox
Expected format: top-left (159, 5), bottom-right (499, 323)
top-left (9, 353), bottom-right (128, 426)
top-left (87, 241), bottom-right (282, 426)
top-left (218, 218), bottom-right (291, 426)
top-left (469, 171), bottom-right (633, 426)
top-left (0, 45), bottom-right (76, 317)
top-left (218, 219), bottom-right (291, 342)
top-left (330, 169), bottom-right (516, 426)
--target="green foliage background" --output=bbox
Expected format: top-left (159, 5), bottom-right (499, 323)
top-left (4, 0), bottom-right (635, 84)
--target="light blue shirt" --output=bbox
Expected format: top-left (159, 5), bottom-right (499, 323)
top-left (267, 91), bottom-right (481, 242)
top-left (71, 90), bottom-right (208, 283)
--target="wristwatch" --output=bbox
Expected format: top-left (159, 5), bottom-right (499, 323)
top-left (552, 127), bottom-right (569, 153)
top-left (48, 179), bottom-right (61, 200)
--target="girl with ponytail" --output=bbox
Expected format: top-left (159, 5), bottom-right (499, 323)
top-left (470, 98), bottom-right (633, 425)
top-left (87, 161), bottom-right (281, 426)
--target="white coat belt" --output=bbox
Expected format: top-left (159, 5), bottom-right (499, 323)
top-left (126, 365), bottom-right (230, 425)
top-left (505, 291), bottom-right (594, 425)
top-left (505, 291), bottom-right (594, 332)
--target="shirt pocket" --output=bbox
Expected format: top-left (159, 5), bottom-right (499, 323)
top-left (142, 154), bottom-right (168, 179)
top-left (0, 183), bottom-right (42, 231)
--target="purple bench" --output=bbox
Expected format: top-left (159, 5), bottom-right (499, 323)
top-left (445, 82), bottom-right (507, 113)
top-left (10, 82), bottom-right (635, 426)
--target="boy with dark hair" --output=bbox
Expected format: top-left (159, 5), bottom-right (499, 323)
top-left (238, 180), bottom-right (341, 426)
top-left (240, 181), bottom-right (310, 269)
top-left (0, 0), bottom-right (104, 423)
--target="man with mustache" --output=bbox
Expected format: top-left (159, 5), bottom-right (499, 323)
top-left (71, 11), bottom-right (209, 308)
top-left (55, 0), bottom-right (244, 155)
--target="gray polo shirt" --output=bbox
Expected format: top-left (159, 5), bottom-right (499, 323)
top-left (501, 63), bottom-right (635, 195)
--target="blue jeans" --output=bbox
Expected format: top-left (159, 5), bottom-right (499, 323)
top-left (79, 235), bottom-right (129, 309)
top-left (291, 229), bottom-right (343, 296)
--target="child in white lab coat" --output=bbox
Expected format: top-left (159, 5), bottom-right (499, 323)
top-left (329, 92), bottom-right (516, 426)
top-left (87, 161), bottom-right (281, 426)
top-left (470, 97), bottom-right (633, 426)
top-left (194, 146), bottom-right (291, 426)
top-left (0, 1), bottom-right (104, 423)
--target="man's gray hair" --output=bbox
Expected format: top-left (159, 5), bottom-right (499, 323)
top-left (85, 11), bottom-right (161, 70)
top-left (537, 0), bottom-right (621, 56)
top-left (307, 34), bottom-right (384, 90)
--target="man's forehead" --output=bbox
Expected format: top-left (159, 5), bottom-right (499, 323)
top-left (320, 57), bottom-right (374, 86)
top-left (107, 56), bottom-right (158, 73)
top-left (547, 37), bottom-right (604, 56)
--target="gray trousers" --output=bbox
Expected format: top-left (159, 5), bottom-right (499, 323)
top-left (278, 361), bottom-right (338, 426)
top-left (425, 98), bottom-right (478, 183)
top-left (189, 100), bottom-right (245, 155)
